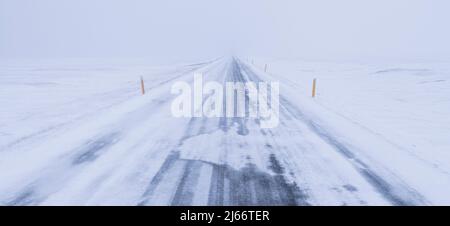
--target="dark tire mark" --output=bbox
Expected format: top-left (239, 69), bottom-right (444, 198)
top-left (6, 189), bottom-right (37, 206)
top-left (208, 164), bottom-right (226, 205)
top-left (72, 132), bottom-right (120, 165)
top-left (207, 162), bottom-right (305, 206)
top-left (138, 152), bottom-right (180, 205)
top-left (218, 58), bottom-right (250, 135)
top-left (171, 161), bottom-right (204, 206)
top-left (240, 60), bottom-right (427, 206)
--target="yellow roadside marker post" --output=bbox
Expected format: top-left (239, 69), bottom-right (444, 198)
top-left (141, 76), bottom-right (145, 95)
top-left (312, 78), bottom-right (317, 98)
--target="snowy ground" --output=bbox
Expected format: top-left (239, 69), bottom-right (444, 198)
top-left (1, 57), bottom-right (449, 205)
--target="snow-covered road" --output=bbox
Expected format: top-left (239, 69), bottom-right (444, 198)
top-left (1, 58), bottom-right (449, 205)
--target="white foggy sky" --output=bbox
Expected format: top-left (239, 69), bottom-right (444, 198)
top-left (1, 0), bottom-right (450, 62)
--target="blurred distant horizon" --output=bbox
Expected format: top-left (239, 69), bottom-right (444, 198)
top-left (1, 0), bottom-right (450, 63)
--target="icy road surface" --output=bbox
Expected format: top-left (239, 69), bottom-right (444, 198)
top-left (1, 58), bottom-right (449, 205)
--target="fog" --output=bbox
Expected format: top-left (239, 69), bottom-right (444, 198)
top-left (1, 0), bottom-right (450, 62)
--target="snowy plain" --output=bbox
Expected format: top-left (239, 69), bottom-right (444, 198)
top-left (0, 57), bottom-right (449, 205)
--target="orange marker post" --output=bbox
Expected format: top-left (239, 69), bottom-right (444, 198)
top-left (141, 76), bottom-right (145, 95)
top-left (312, 78), bottom-right (317, 98)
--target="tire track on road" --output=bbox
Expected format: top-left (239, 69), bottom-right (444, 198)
top-left (239, 59), bottom-right (427, 205)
